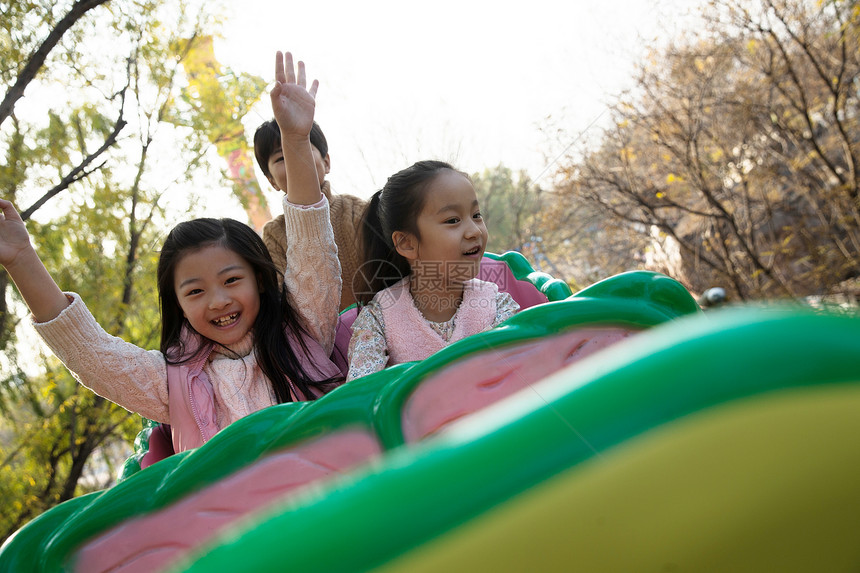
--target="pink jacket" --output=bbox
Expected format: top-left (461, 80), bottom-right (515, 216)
top-left (165, 328), bottom-right (341, 452)
top-left (34, 197), bottom-right (342, 456)
top-left (379, 278), bottom-right (499, 365)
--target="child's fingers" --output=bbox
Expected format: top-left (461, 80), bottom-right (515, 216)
top-left (0, 199), bottom-right (22, 223)
top-left (297, 60), bottom-right (317, 98)
top-left (271, 50), bottom-right (317, 99)
top-left (285, 51), bottom-right (296, 85)
top-left (297, 60), bottom-right (306, 89)
top-left (268, 82), bottom-right (282, 107)
top-left (274, 51), bottom-right (285, 84)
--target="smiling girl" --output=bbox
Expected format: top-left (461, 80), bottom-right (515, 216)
top-left (347, 161), bottom-right (520, 380)
top-left (0, 52), bottom-right (341, 452)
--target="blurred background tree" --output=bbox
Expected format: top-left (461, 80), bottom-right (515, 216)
top-left (472, 165), bottom-right (542, 253)
top-left (550, 0), bottom-right (859, 301)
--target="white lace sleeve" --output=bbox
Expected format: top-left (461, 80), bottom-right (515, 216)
top-left (346, 301), bottom-right (390, 381)
top-left (494, 291), bottom-right (520, 326)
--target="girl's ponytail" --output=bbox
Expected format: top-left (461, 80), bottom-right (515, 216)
top-left (354, 190), bottom-right (411, 305)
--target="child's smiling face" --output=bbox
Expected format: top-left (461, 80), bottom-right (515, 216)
top-left (409, 170), bottom-right (488, 285)
top-left (173, 244), bottom-right (261, 348)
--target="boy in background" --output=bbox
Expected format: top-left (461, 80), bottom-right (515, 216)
top-left (254, 119), bottom-right (367, 311)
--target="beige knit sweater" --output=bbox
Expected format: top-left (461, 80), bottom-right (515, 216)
top-left (263, 181), bottom-right (366, 311)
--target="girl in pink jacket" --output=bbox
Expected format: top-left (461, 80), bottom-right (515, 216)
top-left (0, 52), bottom-right (341, 452)
top-left (347, 161), bottom-right (520, 380)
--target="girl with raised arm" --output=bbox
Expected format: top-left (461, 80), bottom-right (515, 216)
top-left (0, 52), bottom-right (342, 452)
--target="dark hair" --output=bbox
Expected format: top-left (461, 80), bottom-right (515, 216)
top-left (253, 119), bottom-right (328, 178)
top-left (156, 218), bottom-right (338, 402)
top-left (355, 160), bottom-right (463, 304)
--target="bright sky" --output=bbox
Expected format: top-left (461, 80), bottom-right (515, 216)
top-left (216, 0), bottom-right (704, 204)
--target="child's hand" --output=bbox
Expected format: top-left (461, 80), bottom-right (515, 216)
top-left (0, 198), bottom-right (70, 321)
top-left (270, 51), bottom-right (319, 138)
top-left (0, 199), bottom-right (34, 270)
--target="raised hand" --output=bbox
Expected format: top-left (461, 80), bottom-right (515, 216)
top-left (269, 52), bottom-right (323, 205)
top-left (0, 199), bottom-right (33, 270)
top-left (270, 51), bottom-right (319, 138)
top-left (0, 199), bottom-right (69, 322)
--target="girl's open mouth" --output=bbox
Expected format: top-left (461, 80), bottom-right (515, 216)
top-left (212, 313), bottom-right (239, 327)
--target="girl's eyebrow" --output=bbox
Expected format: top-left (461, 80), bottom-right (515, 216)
top-left (434, 204), bottom-right (458, 215)
top-left (178, 276), bottom-right (200, 289)
top-left (216, 264), bottom-right (245, 276)
top-left (434, 199), bottom-right (479, 215)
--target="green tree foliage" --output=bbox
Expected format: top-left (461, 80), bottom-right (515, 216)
top-left (0, 0), bottom-right (263, 543)
top-left (553, 0), bottom-right (860, 300)
top-left (471, 165), bottom-right (543, 254)
top-left (0, 0), bottom-right (112, 125)
top-left (539, 188), bottom-right (652, 290)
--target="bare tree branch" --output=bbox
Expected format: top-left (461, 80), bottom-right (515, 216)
top-left (0, 0), bottom-right (112, 128)
top-left (19, 92), bottom-right (127, 221)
